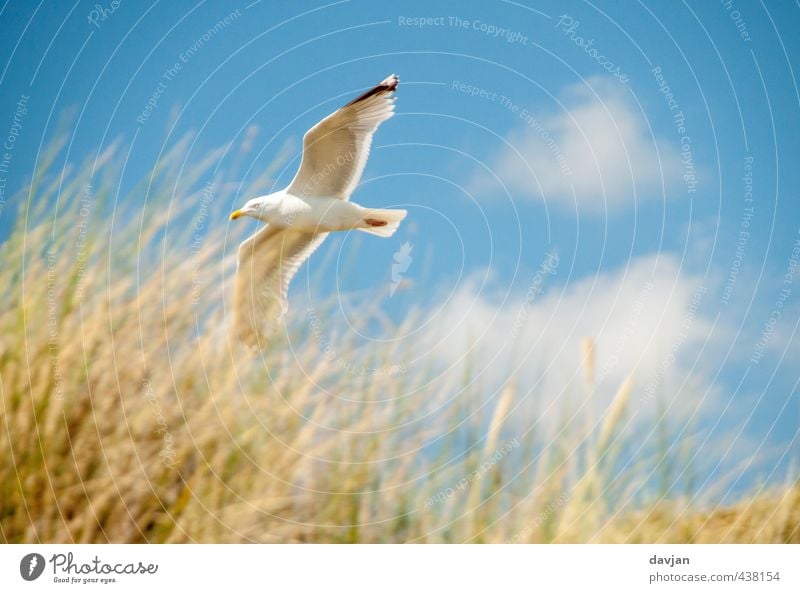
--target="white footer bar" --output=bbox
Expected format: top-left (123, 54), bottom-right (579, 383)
top-left (1, 544), bottom-right (797, 592)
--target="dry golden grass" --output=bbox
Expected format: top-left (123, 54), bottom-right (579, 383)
top-left (599, 484), bottom-right (800, 543)
top-left (1, 138), bottom-right (797, 543)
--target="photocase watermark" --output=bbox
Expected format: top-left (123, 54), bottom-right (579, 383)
top-left (555, 15), bottom-right (630, 83)
top-left (750, 230), bottom-right (800, 365)
top-left (423, 439), bottom-right (520, 509)
top-left (20, 553), bottom-right (46, 581)
top-left (306, 306), bottom-right (407, 377)
top-left (511, 250), bottom-right (559, 338)
top-left (87, 0), bottom-right (122, 29)
top-left (721, 155), bottom-right (754, 305)
top-left (452, 80), bottom-right (573, 179)
top-left (390, 241), bottom-right (413, 296)
top-left (652, 66), bottom-right (697, 195)
top-left (300, 150), bottom-right (357, 197)
top-left (720, 0), bottom-right (752, 43)
top-left (507, 492), bottom-right (569, 543)
top-left (640, 285), bottom-right (707, 405)
top-left (143, 378), bottom-right (180, 468)
top-left (136, 9), bottom-right (242, 125)
top-left (191, 181), bottom-right (215, 305)
top-left (74, 182), bottom-right (94, 300)
top-left (268, 151), bottom-right (361, 227)
top-left (397, 15), bottom-right (529, 45)
top-left (447, 15), bottom-right (528, 45)
top-left (501, 95), bottom-right (573, 178)
top-left (397, 15), bottom-right (448, 28)
top-left (44, 179), bottom-right (92, 403)
top-left (46, 247), bottom-right (65, 401)
top-left (44, 552), bottom-right (158, 585)
top-left (0, 94), bottom-right (29, 217)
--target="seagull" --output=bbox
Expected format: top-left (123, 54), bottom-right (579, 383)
top-left (229, 74), bottom-right (406, 349)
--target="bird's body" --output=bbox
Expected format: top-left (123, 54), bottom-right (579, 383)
top-left (239, 190), bottom-right (404, 236)
top-left (229, 74), bottom-right (406, 349)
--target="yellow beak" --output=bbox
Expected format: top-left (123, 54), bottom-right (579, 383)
top-left (229, 210), bottom-right (243, 220)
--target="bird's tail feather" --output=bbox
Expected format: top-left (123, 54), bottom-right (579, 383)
top-left (357, 208), bottom-right (407, 238)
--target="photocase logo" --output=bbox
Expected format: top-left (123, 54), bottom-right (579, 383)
top-left (20, 553), bottom-right (45, 581)
top-left (390, 241), bottom-right (413, 296)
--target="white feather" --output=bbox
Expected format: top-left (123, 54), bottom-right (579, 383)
top-left (231, 74), bottom-right (403, 349)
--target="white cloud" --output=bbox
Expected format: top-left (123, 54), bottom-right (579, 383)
top-left (472, 76), bottom-right (684, 210)
top-left (287, 251), bottom-right (786, 487)
top-left (416, 254), bottom-right (717, 431)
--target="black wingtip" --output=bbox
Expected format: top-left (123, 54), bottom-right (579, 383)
top-left (381, 73), bottom-right (399, 91)
top-left (346, 74), bottom-right (399, 106)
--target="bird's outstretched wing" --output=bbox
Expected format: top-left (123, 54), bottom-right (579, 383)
top-left (286, 74), bottom-right (398, 200)
top-left (234, 225), bottom-right (328, 350)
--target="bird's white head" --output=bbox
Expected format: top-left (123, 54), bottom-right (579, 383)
top-left (229, 194), bottom-right (279, 222)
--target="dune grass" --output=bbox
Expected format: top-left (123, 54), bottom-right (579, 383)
top-left (1, 137), bottom-right (797, 543)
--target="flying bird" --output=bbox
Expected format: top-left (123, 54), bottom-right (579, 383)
top-left (229, 74), bottom-right (406, 349)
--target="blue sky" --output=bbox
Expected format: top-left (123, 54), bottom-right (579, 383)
top-left (1, 0), bottom-right (798, 494)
